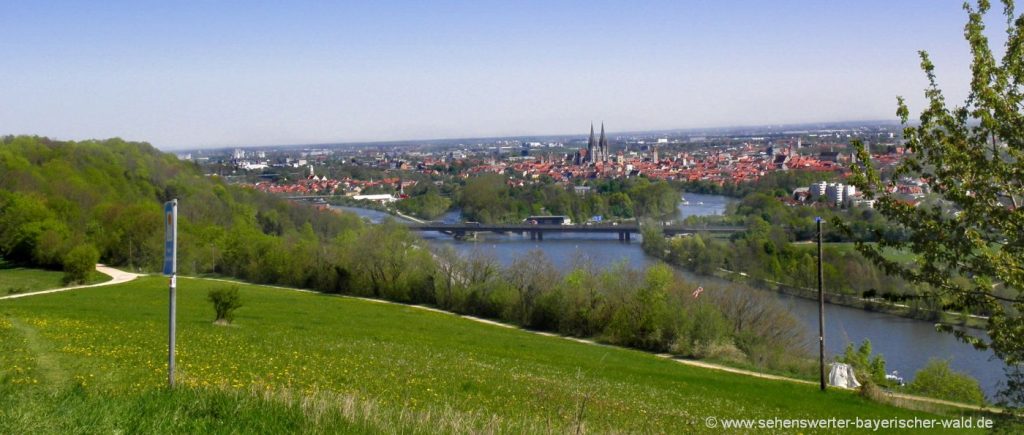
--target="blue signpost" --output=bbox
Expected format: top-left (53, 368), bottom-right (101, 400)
top-left (815, 216), bottom-right (825, 391)
top-left (164, 199), bottom-right (177, 387)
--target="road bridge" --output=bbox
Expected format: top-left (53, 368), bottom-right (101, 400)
top-left (407, 223), bottom-right (744, 241)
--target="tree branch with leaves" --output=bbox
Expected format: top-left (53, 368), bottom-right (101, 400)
top-left (841, 1), bottom-right (1023, 370)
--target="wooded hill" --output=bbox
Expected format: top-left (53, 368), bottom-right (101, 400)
top-left (0, 135), bottom-right (426, 295)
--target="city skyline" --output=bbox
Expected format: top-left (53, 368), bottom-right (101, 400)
top-left (0, 1), bottom-right (1004, 149)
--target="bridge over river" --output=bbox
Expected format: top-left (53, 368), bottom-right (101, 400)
top-left (406, 223), bottom-right (745, 240)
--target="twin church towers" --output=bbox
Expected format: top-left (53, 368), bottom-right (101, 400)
top-left (586, 123), bottom-right (610, 164)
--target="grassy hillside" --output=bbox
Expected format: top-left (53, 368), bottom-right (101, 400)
top-left (0, 259), bottom-right (109, 295)
top-left (0, 277), bottom-right (983, 433)
top-left (0, 136), bottom-right (374, 289)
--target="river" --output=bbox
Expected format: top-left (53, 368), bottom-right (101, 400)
top-left (331, 193), bottom-right (1007, 398)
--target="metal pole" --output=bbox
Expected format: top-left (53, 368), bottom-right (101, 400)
top-left (164, 198), bottom-right (178, 388)
top-left (817, 217), bottom-right (826, 391)
top-left (169, 274), bottom-right (176, 387)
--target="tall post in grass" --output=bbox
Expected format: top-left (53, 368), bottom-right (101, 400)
top-left (816, 216), bottom-right (825, 391)
top-left (163, 199), bottom-right (178, 387)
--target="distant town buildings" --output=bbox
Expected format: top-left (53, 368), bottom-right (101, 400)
top-left (800, 176), bottom-right (931, 208)
top-left (804, 181), bottom-right (858, 207)
top-left (198, 121), bottom-right (909, 206)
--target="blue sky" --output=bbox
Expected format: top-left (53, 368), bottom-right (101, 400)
top-left (0, 1), bottom-right (1002, 149)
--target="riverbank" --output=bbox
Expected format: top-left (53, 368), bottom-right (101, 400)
top-left (711, 267), bottom-right (988, 330)
top-left (334, 201), bottom-right (986, 329)
top-left (334, 202), bottom-right (1008, 397)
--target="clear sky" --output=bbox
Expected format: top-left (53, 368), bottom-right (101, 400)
top-left (0, 1), bottom-right (1004, 149)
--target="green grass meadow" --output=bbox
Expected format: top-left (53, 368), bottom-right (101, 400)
top-left (0, 276), bottom-right (987, 433)
top-left (0, 260), bottom-right (110, 295)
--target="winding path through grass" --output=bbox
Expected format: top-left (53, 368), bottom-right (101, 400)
top-left (3, 265), bottom-right (998, 414)
top-left (0, 265), bottom-right (139, 301)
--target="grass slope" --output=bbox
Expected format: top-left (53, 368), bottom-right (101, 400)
top-left (0, 261), bottom-right (109, 295)
top-left (0, 276), bottom-right (984, 433)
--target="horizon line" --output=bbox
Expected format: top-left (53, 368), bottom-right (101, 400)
top-left (158, 118), bottom-right (902, 152)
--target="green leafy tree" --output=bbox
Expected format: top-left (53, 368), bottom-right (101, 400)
top-left (0, 192), bottom-right (55, 262)
top-left (629, 181), bottom-right (680, 218)
top-left (62, 244), bottom-right (99, 285)
top-left (350, 219), bottom-right (433, 300)
top-left (605, 264), bottom-right (675, 351)
top-left (397, 190), bottom-right (452, 220)
top-left (838, 339), bottom-right (887, 384)
top-left (843, 1), bottom-right (1024, 367)
top-left (505, 249), bottom-right (560, 325)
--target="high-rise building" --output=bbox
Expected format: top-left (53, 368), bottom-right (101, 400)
top-left (811, 181), bottom-right (828, 199)
top-left (826, 182), bottom-right (844, 206)
top-left (843, 185), bottom-right (857, 207)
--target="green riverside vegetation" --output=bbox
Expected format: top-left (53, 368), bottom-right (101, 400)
top-left (456, 174), bottom-right (681, 224)
top-left (0, 277), bottom-right (984, 433)
top-left (641, 188), bottom-right (1000, 325)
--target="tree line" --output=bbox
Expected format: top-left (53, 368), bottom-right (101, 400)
top-left (430, 247), bottom-right (812, 375)
top-left (455, 174), bottom-right (680, 224)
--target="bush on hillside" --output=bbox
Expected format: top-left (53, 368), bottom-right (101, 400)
top-left (62, 244), bottom-right (99, 285)
top-left (208, 286), bottom-right (243, 324)
top-left (604, 265), bottom-right (676, 351)
top-left (859, 379), bottom-right (887, 403)
top-left (907, 359), bottom-right (985, 406)
top-left (673, 300), bottom-right (730, 358)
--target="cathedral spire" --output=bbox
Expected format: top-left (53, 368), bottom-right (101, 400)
top-left (598, 122), bottom-right (608, 163)
top-left (587, 123), bottom-right (596, 164)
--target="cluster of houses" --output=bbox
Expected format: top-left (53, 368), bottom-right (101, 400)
top-left (241, 139), bottom-right (922, 209)
top-left (251, 165), bottom-right (415, 203)
top-left (463, 143), bottom-right (860, 186)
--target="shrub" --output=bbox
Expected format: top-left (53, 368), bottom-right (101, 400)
top-left (672, 301), bottom-right (730, 358)
top-left (859, 380), bottom-right (886, 403)
top-left (701, 342), bottom-right (747, 363)
top-left (838, 339), bottom-right (887, 385)
top-left (208, 286), bottom-right (243, 324)
top-left (907, 359), bottom-right (986, 406)
top-left (710, 284), bottom-right (807, 362)
top-left (62, 244), bottom-right (99, 285)
top-left (604, 265), bottom-right (675, 351)
top-left (686, 302), bottom-right (730, 356)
